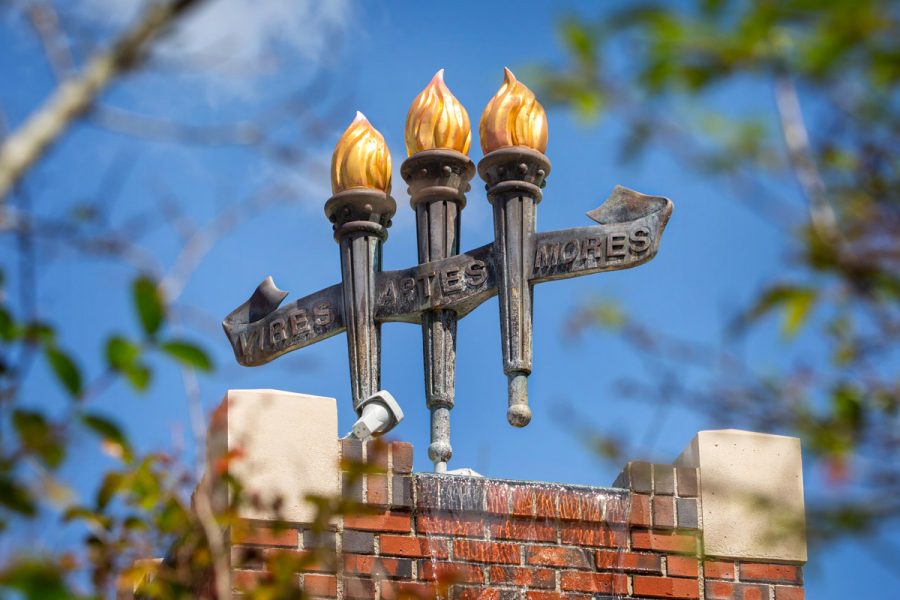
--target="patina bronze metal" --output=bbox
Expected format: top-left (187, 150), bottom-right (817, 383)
top-left (401, 148), bottom-right (475, 473)
top-left (223, 71), bottom-right (673, 473)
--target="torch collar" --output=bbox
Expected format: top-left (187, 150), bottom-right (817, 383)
top-left (401, 149), bottom-right (475, 210)
top-left (325, 188), bottom-right (396, 242)
top-left (477, 146), bottom-right (551, 204)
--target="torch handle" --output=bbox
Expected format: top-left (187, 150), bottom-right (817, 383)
top-left (417, 199), bottom-right (460, 473)
top-left (339, 232), bottom-right (383, 411)
top-left (402, 149), bottom-right (474, 472)
top-left (478, 146), bottom-right (551, 428)
top-left (492, 194), bottom-right (536, 427)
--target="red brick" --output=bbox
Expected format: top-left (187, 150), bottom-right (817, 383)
top-left (366, 439), bottom-right (390, 469)
top-left (534, 489), bottom-right (558, 518)
top-left (379, 535), bottom-right (448, 559)
top-left (631, 530), bottom-right (697, 554)
top-left (345, 511), bottom-right (411, 533)
top-left (560, 571), bottom-right (627, 594)
top-left (596, 550), bottom-right (661, 573)
top-left (526, 546), bottom-right (591, 569)
top-left (451, 588), bottom-right (518, 600)
top-left (302, 574), bottom-right (337, 597)
top-left (485, 482), bottom-right (510, 514)
top-left (705, 580), bottom-right (769, 600)
top-left (629, 494), bottom-right (651, 526)
top-left (653, 496), bottom-right (675, 529)
top-left (367, 474), bottom-right (389, 505)
top-left (343, 554), bottom-right (412, 578)
top-left (511, 487), bottom-right (536, 517)
top-left (489, 565), bottom-right (555, 589)
top-left (417, 512), bottom-right (484, 537)
top-left (263, 549), bottom-right (336, 573)
top-left (418, 561), bottom-right (484, 584)
top-left (667, 555), bottom-right (699, 578)
top-left (490, 517), bottom-right (557, 542)
top-left (233, 569), bottom-right (268, 590)
top-left (232, 524), bottom-right (298, 547)
top-left (632, 575), bottom-right (700, 599)
top-left (558, 490), bottom-right (581, 520)
top-left (381, 580), bottom-right (436, 599)
top-left (526, 593), bottom-right (593, 600)
top-left (391, 442), bottom-right (413, 474)
top-left (560, 522), bottom-right (626, 547)
top-left (740, 563), bottom-right (802, 584)
top-left (453, 539), bottom-right (519, 564)
top-left (775, 585), bottom-right (805, 600)
top-left (704, 560), bottom-right (735, 579)
top-left (343, 576), bottom-right (375, 599)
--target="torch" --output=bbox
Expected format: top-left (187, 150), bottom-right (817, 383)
top-left (325, 112), bottom-right (401, 439)
top-left (478, 68), bottom-right (550, 427)
top-left (401, 70), bottom-right (474, 472)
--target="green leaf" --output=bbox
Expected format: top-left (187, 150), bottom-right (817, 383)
top-left (0, 559), bottom-right (71, 600)
top-left (0, 474), bottom-right (36, 516)
top-left (132, 276), bottom-right (165, 337)
top-left (124, 364), bottom-right (152, 391)
top-left (12, 410), bottom-right (65, 469)
top-left (743, 285), bottom-right (818, 338)
top-left (81, 413), bottom-right (133, 462)
top-left (105, 335), bottom-right (140, 371)
top-left (159, 339), bottom-right (213, 372)
top-left (44, 347), bottom-right (82, 397)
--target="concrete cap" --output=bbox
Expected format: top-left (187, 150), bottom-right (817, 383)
top-left (676, 429), bottom-right (807, 563)
top-left (207, 389), bottom-right (339, 523)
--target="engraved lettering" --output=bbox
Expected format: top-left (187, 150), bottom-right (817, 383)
top-left (629, 227), bottom-right (651, 253)
top-left (561, 240), bottom-right (580, 264)
top-left (378, 279), bottom-right (398, 305)
top-left (314, 302), bottom-right (333, 327)
top-left (400, 277), bottom-right (416, 301)
top-left (269, 318), bottom-right (287, 344)
top-left (440, 268), bottom-right (464, 294)
top-left (416, 273), bottom-right (436, 298)
top-left (607, 233), bottom-right (627, 259)
top-left (535, 243), bottom-right (561, 269)
top-left (583, 238), bottom-right (603, 261)
top-left (239, 328), bottom-right (261, 356)
top-left (288, 309), bottom-right (310, 336)
top-left (465, 260), bottom-right (486, 287)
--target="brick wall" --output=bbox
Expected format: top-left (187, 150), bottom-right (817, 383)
top-left (228, 440), bottom-right (805, 599)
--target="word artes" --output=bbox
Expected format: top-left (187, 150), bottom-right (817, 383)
top-left (377, 260), bottom-right (487, 306)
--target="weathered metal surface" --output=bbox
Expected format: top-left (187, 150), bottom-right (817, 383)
top-left (402, 148), bottom-right (475, 472)
top-left (223, 186), bottom-right (671, 367)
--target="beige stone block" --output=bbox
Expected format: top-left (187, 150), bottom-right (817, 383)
top-left (207, 389), bottom-right (339, 523)
top-left (676, 429), bottom-right (807, 563)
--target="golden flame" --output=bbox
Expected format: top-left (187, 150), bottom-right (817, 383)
top-left (405, 69), bottom-right (471, 156)
top-left (479, 67), bottom-right (548, 154)
top-left (331, 112), bottom-right (392, 195)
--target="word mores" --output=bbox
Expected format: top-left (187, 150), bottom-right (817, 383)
top-left (230, 225), bottom-right (655, 365)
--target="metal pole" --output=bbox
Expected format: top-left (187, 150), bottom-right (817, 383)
top-left (402, 149), bottom-right (475, 472)
top-left (325, 189), bottom-right (396, 414)
top-left (478, 146), bottom-right (551, 427)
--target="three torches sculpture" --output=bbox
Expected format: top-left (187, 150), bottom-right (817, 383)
top-left (223, 68), bottom-right (674, 473)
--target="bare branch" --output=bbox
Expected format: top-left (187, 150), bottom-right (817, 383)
top-left (0, 0), bottom-right (206, 201)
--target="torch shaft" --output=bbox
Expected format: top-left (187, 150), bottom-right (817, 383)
top-left (339, 232), bottom-right (383, 411)
top-left (417, 199), bottom-right (460, 472)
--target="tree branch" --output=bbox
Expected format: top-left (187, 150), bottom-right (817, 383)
top-left (0, 0), bottom-right (205, 201)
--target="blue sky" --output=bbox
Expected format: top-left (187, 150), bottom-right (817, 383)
top-left (0, 0), bottom-right (892, 597)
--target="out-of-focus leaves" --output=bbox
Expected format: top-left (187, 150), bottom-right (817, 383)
top-left (159, 339), bottom-right (213, 372)
top-left (0, 473), bottom-right (36, 516)
top-left (12, 410), bottom-right (65, 469)
top-left (0, 559), bottom-right (72, 600)
top-left (81, 413), bottom-right (133, 462)
top-left (132, 276), bottom-right (164, 337)
top-left (742, 285), bottom-right (818, 338)
top-left (105, 336), bottom-right (152, 392)
top-left (44, 347), bottom-right (82, 398)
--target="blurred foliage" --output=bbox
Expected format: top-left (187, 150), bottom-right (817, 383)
top-left (539, 0), bottom-right (900, 550)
